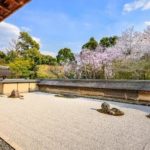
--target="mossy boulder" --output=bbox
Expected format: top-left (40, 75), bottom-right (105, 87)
top-left (101, 102), bottom-right (110, 113)
top-left (97, 102), bottom-right (124, 116)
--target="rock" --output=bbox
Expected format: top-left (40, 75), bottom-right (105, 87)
top-left (108, 110), bottom-right (116, 115)
top-left (110, 108), bottom-right (124, 116)
top-left (9, 90), bottom-right (23, 98)
top-left (101, 102), bottom-right (110, 113)
top-left (147, 114), bottom-right (150, 118)
top-left (55, 94), bottom-right (78, 98)
top-left (97, 102), bottom-right (124, 116)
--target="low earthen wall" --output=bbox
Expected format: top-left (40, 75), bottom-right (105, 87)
top-left (38, 80), bottom-right (150, 105)
top-left (0, 79), bottom-right (38, 95)
top-left (0, 79), bottom-right (149, 105)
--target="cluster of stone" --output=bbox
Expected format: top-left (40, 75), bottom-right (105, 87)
top-left (8, 90), bottom-right (23, 99)
top-left (97, 102), bottom-right (124, 116)
top-left (147, 114), bottom-right (150, 119)
top-left (55, 94), bottom-right (77, 98)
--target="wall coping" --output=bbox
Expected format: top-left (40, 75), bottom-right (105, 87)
top-left (38, 79), bottom-right (150, 91)
top-left (0, 79), bottom-right (39, 84)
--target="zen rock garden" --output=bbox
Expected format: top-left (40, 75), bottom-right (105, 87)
top-left (97, 102), bottom-right (125, 116)
top-left (0, 92), bottom-right (150, 150)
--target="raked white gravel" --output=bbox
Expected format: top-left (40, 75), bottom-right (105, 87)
top-left (0, 92), bottom-right (150, 150)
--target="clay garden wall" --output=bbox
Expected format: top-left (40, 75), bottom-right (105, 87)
top-left (0, 79), bottom-right (149, 105)
top-left (0, 79), bottom-right (38, 95)
top-left (38, 80), bottom-right (150, 105)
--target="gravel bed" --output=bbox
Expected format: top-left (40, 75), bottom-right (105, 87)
top-left (0, 92), bottom-right (150, 150)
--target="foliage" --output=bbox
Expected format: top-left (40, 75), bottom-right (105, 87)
top-left (41, 55), bottom-right (57, 65)
top-left (0, 51), bottom-right (6, 59)
top-left (1, 27), bottom-right (150, 80)
top-left (0, 51), bottom-right (6, 65)
top-left (9, 58), bottom-right (33, 78)
top-left (113, 58), bottom-right (150, 80)
top-left (5, 50), bottom-right (18, 63)
top-left (100, 36), bottom-right (118, 49)
top-left (18, 32), bottom-right (40, 51)
top-left (36, 65), bottom-right (64, 79)
top-left (22, 48), bottom-right (42, 65)
top-left (1, 32), bottom-right (57, 78)
top-left (67, 46), bottom-right (121, 79)
top-left (57, 48), bottom-right (75, 65)
top-left (82, 37), bottom-right (98, 50)
top-left (65, 26), bottom-right (150, 80)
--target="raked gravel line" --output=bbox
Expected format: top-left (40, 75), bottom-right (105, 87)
top-left (0, 92), bottom-right (150, 150)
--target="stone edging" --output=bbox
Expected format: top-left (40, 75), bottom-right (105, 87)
top-left (0, 132), bottom-right (23, 150)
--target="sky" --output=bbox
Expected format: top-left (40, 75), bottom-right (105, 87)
top-left (0, 0), bottom-right (150, 57)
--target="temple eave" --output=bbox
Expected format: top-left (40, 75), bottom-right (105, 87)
top-left (0, 0), bottom-right (31, 22)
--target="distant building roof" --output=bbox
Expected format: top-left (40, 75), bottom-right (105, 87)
top-left (0, 65), bottom-right (10, 77)
top-left (0, 79), bottom-right (38, 83)
top-left (0, 65), bottom-right (9, 69)
top-left (0, 0), bottom-right (31, 22)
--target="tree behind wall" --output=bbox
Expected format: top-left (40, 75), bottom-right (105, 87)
top-left (64, 27), bottom-right (150, 80)
top-left (4, 32), bottom-right (57, 78)
top-left (82, 37), bottom-right (98, 50)
top-left (9, 58), bottom-right (33, 78)
top-left (57, 48), bottom-right (75, 65)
